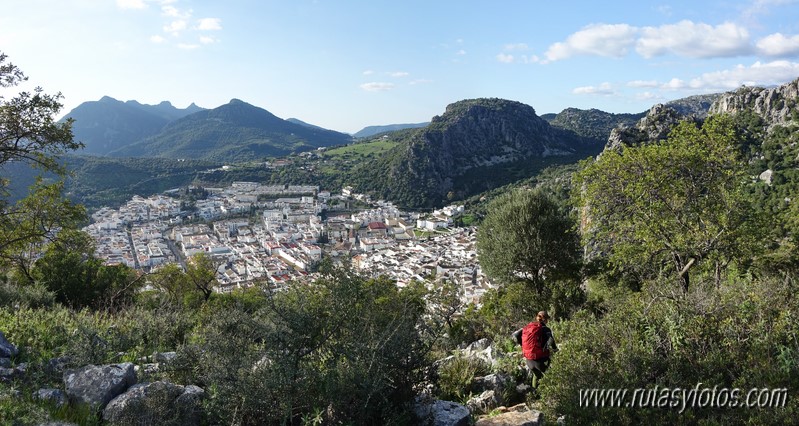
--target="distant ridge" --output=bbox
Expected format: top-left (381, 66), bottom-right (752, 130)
top-left (62, 96), bottom-right (206, 155)
top-left (353, 122), bottom-right (429, 138)
top-left (109, 99), bottom-right (353, 162)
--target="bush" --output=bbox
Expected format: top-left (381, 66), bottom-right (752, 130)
top-left (540, 274), bottom-right (799, 425)
top-left (436, 355), bottom-right (492, 403)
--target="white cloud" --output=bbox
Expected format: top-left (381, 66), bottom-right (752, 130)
top-left (572, 82), bottom-right (615, 95)
top-left (177, 43), bottom-right (200, 50)
top-left (196, 18), bottom-right (222, 31)
top-left (200, 36), bottom-right (216, 44)
top-left (117, 0), bottom-right (147, 10)
top-left (161, 5), bottom-right (188, 18)
top-left (686, 60), bottom-right (799, 90)
top-left (756, 33), bottom-right (799, 56)
top-left (409, 79), bottom-right (433, 85)
top-left (150, 35), bottom-right (166, 43)
top-left (661, 78), bottom-right (689, 90)
top-left (635, 91), bottom-right (663, 101)
top-left (456, 49), bottom-right (466, 55)
top-left (545, 24), bottom-right (637, 62)
top-left (627, 80), bottom-right (659, 88)
top-left (636, 21), bottom-right (751, 58)
top-left (163, 20), bottom-right (187, 35)
top-left (543, 20), bottom-right (760, 62)
top-left (496, 53), bottom-right (515, 63)
top-left (642, 60), bottom-right (799, 93)
top-left (362, 70), bottom-right (374, 76)
top-left (360, 82), bottom-right (395, 92)
top-left (389, 71), bottom-right (409, 78)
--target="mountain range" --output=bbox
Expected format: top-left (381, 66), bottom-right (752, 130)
top-left (44, 78), bottom-right (799, 210)
top-left (63, 97), bottom-right (353, 161)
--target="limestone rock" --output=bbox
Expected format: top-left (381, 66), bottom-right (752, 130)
top-left (103, 381), bottom-right (205, 426)
top-left (63, 363), bottom-right (136, 409)
top-left (710, 78), bottom-right (799, 129)
top-left (467, 390), bottom-right (500, 415)
top-left (414, 395), bottom-right (471, 426)
top-left (759, 169), bottom-right (773, 185)
top-left (34, 388), bottom-right (68, 407)
top-left (474, 409), bottom-right (544, 426)
top-left (605, 104), bottom-right (688, 152)
top-left (0, 331), bottom-right (18, 358)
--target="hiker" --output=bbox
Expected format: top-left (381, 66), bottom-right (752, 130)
top-left (513, 310), bottom-right (558, 388)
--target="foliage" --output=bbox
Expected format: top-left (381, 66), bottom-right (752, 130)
top-left (574, 115), bottom-right (764, 292)
top-left (476, 187), bottom-right (582, 300)
top-left (436, 355), bottom-right (492, 403)
top-left (30, 230), bottom-right (143, 311)
top-left (541, 273), bottom-right (799, 425)
top-left (0, 52), bottom-right (88, 288)
top-left (163, 265), bottom-right (434, 425)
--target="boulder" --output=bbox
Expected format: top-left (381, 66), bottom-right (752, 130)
top-left (467, 390), bottom-right (500, 415)
top-left (34, 388), bottom-right (68, 408)
top-left (0, 331), bottom-right (18, 358)
top-left (103, 381), bottom-right (205, 426)
top-left (153, 351), bottom-right (177, 363)
top-left (63, 363), bottom-right (136, 409)
top-left (414, 395), bottom-right (471, 426)
top-left (474, 409), bottom-right (544, 426)
top-left (0, 357), bottom-right (10, 368)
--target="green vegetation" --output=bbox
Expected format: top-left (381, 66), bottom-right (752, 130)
top-left (2, 51), bottom-right (798, 425)
top-left (575, 116), bottom-right (763, 292)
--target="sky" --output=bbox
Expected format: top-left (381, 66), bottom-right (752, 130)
top-left (2, 0), bottom-right (799, 134)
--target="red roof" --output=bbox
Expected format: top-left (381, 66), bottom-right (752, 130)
top-left (368, 221), bottom-right (388, 230)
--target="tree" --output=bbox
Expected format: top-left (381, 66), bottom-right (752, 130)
top-left (574, 115), bottom-right (762, 292)
top-left (476, 188), bottom-right (581, 295)
top-left (31, 230), bottom-right (142, 310)
top-left (0, 52), bottom-right (85, 274)
top-left (185, 252), bottom-right (219, 301)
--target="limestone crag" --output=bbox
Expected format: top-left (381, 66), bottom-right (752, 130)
top-left (710, 78), bottom-right (799, 129)
top-left (605, 104), bottom-right (691, 151)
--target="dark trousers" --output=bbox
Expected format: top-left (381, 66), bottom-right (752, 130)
top-left (525, 358), bottom-right (549, 388)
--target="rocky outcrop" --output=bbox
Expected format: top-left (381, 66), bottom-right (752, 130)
top-left (413, 395), bottom-right (471, 426)
top-left (710, 78), bottom-right (799, 129)
top-left (352, 98), bottom-right (602, 208)
top-left (0, 330), bottom-right (18, 358)
top-left (605, 104), bottom-right (691, 151)
top-left (103, 381), bottom-right (205, 425)
top-left (63, 363), bottom-right (136, 409)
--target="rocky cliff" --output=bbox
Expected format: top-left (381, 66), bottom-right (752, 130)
top-left (351, 98), bottom-right (601, 208)
top-left (604, 103), bottom-right (694, 151)
top-left (709, 77), bottom-right (799, 129)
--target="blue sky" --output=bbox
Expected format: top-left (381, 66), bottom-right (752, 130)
top-left (2, 0), bottom-right (799, 133)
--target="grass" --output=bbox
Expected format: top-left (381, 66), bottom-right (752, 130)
top-left (323, 140), bottom-right (398, 158)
